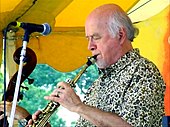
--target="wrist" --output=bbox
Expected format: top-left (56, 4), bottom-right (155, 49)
top-left (75, 102), bottom-right (85, 114)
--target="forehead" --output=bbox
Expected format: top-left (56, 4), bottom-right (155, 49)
top-left (85, 17), bottom-right (109, 36)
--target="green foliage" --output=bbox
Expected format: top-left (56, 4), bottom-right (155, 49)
top-left (0, 73), bottom-right (4, 100)
top-left (0, 73), bottom-right (3, 83)
top-left (29, 64), bottom-right (98, 93)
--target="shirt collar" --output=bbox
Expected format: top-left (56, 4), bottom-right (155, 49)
top-left (98, 48), bottom-right (140, 75)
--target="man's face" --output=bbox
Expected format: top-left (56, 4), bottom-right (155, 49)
top-left (85, 17), bottom-right (121, 69)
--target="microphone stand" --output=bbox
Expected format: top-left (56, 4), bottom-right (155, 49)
top-left (8, 30), bottom-right (31, 127)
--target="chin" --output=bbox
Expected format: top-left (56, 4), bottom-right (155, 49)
top-left (96, 61), bottom-right (108, 69)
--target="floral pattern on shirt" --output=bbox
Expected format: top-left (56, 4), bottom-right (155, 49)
top-left (76, 49), bottom-right (165, 127)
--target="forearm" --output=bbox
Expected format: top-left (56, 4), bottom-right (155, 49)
top-left (76, 103), bottom-right (132, 127)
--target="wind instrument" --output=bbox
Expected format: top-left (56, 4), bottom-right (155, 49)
top-left (31, 55), bottom-right (97, 127)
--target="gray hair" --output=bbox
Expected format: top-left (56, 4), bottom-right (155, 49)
top-left (107, 10), bottom-right (137, 41)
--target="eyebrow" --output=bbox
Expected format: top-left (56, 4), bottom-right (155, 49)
top-left (86, 33), bottom-right (101, 38)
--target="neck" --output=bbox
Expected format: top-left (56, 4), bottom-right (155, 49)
top-left (108, 40), bottom-right (133, 66)
top-left (121, 40), bottom-right (133, 55)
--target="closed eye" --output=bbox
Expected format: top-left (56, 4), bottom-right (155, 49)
top-left (86, 34), bottom-right (102, 41)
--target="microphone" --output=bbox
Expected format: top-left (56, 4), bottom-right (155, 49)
top-left (9, 21), bottom-right (51, 35)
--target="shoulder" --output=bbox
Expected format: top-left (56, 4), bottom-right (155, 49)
top-left (131, 56), bottom-right (166, 92)
top-left (135, 55), bottom-right (161, 76)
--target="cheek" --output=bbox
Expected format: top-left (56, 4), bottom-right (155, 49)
top-left (99, 40), bottom-right (119, 61)
top-left (100, 40), bottom-right (115, 54)
top-left (98, 43), bottom-right (112, 59)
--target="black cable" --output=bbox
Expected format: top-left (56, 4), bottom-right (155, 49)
top-left (127, 0), bottom-right (152, 15)
top-left (2, 24), bottom-right (9, 127)
top-left (15, 0), bottom-right (38, 21)
top-left (2, 23), bottom-right (18, 127)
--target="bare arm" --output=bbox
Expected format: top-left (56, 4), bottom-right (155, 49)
top-left (44, 82), bottom-right (131, 127)
top-left (76, 102), bottom-right (131, 127)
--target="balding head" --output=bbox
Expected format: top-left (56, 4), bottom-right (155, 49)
top-left (86, 4), bottom-right (136, 41)
top-left (87, 4), bottom-right (125, 20)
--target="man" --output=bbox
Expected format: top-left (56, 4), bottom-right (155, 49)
top-left (29, 4), bottom-right (166, 127)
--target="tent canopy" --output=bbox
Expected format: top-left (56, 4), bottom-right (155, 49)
top-left (0, 0), bottom-right (168, 72)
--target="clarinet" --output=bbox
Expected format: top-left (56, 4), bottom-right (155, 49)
top-left (20, 55), bottom-right (97, 127)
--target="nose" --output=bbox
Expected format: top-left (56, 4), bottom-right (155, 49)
top-left (87, 39), bottom-right (97, 51)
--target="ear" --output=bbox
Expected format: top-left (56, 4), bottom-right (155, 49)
top-left (118, 27), bottom-right (126, 44)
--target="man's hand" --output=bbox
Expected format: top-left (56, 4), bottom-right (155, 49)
top-left (26, 110), bottom-right (51, 127)
top-left (44, 81), bottom-right (83, 112)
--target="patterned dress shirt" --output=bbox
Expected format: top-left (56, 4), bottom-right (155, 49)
top-left (76, 48), bottom-right (166, 127)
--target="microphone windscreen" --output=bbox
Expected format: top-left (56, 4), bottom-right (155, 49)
top-left (42, 23), bottom-right (51, 35)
